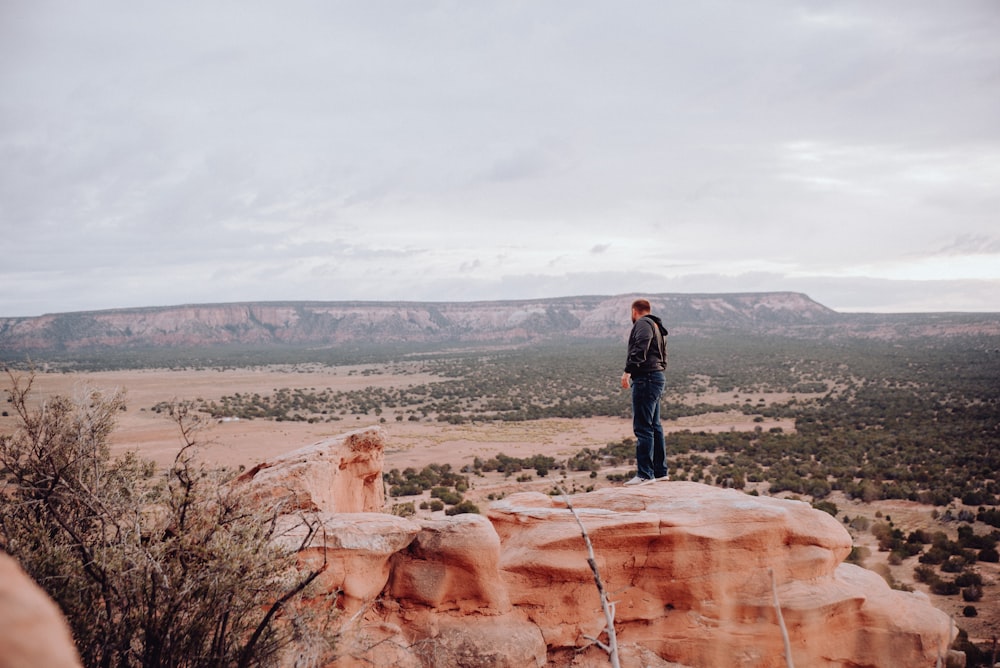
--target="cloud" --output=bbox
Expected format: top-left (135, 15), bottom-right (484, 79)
top-left (1, 2), bottom-right (999, 316)
top-left (935, 234), bottom-right (1000, 256)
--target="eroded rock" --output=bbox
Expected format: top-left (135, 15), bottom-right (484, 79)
top-left (233, 426), bottom-right (385, 513)
top-left (238, 430), bottom-right (956, 667)
top-left (486, 484), bottom-right (954, 667)
top-left (390, 514), bottom-right (511, 613)
top-left (0, 552), bottom-right (82, 668)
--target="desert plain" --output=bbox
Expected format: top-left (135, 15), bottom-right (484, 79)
top-left (2, 364), bottom-right (997, 650)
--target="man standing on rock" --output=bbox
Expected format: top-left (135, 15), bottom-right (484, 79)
top-left (620, 298), bottom-right (669, 486)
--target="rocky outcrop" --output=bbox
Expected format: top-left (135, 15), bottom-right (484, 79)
top-left (233, 427), bottom-right (386, 513)
top-left (240, 429), bottom-right (957, 668)
top-left (0, 552), bottom-right (82, 668)
top-left (487, 487), bottom-right (955, 667)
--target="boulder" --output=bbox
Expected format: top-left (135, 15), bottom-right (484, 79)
top-left (0, 552), bottom-right (82, 668)
top-left (486, 483), bottom-right (955, 667)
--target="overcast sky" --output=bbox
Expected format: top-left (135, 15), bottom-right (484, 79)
top-left (2, 1), bottom-right (999, 317)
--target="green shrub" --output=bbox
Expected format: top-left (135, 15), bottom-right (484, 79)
top-left (929, 579), bottom-right (960, 596)
top-left (954, 571), bottom-right (983, 588)
top-left (392, 502), bottom-right (416, 517)
top-left (811, 500), bottom-right (838, 517)
top-left (445, 500), bottom-right (480, 516)
top-left (0, 375), bottom-right (335, 668)
top-left (846, 546), bottom-right (870, 564)
top-left (961, 585), bottom-right (983, 603)
top-left (913, 565), bottom-right (939, 584)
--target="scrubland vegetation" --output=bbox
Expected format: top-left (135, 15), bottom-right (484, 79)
top-left (0, 375), bottom-right (337, 668)
top-left (152, 335), bottom-right (998, 510)
top-left (4, 330), bottom-right (1000, 664)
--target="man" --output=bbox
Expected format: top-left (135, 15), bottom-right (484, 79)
top-left (620, 298), bottom-right (668, 485)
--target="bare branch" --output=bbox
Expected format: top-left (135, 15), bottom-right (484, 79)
top-left (769, 569), bottom-right (794, 668)
top-left (557, 487), bottom-right (620, 668)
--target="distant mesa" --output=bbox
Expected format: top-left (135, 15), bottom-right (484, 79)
top-left (0, 293), bottom-right (997, 358)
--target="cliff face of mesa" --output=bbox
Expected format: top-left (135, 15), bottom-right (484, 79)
top-left (0, 293), bottom-right (842, 353)
top-left (233, 427), bottom-right (958, 668)
top-left (4, 293), bottom-right (997, 357)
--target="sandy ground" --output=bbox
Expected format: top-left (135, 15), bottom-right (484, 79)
top-left (1, 367), bottom-right (792, 472)
top-left (2, 367), bottom-right (996, 649)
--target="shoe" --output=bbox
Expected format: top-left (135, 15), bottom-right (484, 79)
top-left (654, 474), bottom-right (669, 482)
top-left (623, 475), bottom-right (648, 486)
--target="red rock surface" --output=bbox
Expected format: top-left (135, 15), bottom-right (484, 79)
top-left (233, 426), bottom-right (386, 513)
top-left (0, 552), bottom-right (82, 668)
top-left (488, 487), bottom-right (954, 667)
top-left (240, 429), bottom-right (957, 667)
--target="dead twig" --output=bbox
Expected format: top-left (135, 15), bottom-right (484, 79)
top-left (769, 569), bottom-right (794, 668)
top-left (558, 488), bottom-right (620, 668)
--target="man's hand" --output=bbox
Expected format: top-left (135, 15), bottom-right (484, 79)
top-left (621, 372), bottom-right (631, 389)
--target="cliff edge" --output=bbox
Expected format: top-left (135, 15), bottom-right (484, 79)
top-left (235, 426), bottom-right (958, 668)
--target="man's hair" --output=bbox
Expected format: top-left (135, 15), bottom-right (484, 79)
top-left (631, 298), bottom-right (651, 313)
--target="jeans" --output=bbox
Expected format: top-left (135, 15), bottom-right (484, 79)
top-left (631, 370), bottom-right (666, 480)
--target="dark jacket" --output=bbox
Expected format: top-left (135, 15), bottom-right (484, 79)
top-left (624, 314), bottom-right (668, 376)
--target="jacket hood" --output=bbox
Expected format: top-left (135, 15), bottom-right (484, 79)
top-left (644, 314), bottom-right (668, 336)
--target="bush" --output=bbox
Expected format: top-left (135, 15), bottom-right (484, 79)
top-left (445, 500), bottom-right (480, 515)
top-left (431, 487), bottom-right (463, 505)
top-left (812, 500), bottom-right (838, 517)
top-left (0, 374), bottom-right (334, 668)
top-left (941, 556), bottom-right (968, 573)
top-left (962, 605), bottom-right (978, 618)
top-left (962, 585), bottom-right (984, 602)
top-left (913, 565), bottom-right (938, 584)
top-left (978, 546), bottom-right (999, 563)
top-left (846, 546), bottom-right (870, 564)
top-left (390, 481), bottom-right (425, 496)
top-left (918, 546), bottom-right (949, 565)
top-left (977, 508), bottom-right (1000, 528)
top-left (392, 502), bottom-right (416, 517)
top-left (929, 579), bottom-right (960, 596)
top-left (954, 571), bottom-right (983, 588)
top-left (848, 516), bottom-right (871, 532)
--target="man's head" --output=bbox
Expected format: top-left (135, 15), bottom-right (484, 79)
top-left (630, 298), bottom-right (651, 323)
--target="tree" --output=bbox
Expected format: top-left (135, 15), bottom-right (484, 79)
top-left (0, 373), bottom-right (334, 668)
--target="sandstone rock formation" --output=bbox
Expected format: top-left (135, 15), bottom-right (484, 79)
top-left (0, 552), bottom-right (82, 668)
top-left (239, 428), bottom-right (958, 668)
top-left (488, 487), bottom-right (955, 667)
top-left (233, 427), bottom-right (386, 513)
